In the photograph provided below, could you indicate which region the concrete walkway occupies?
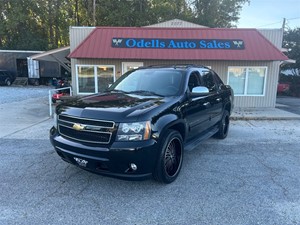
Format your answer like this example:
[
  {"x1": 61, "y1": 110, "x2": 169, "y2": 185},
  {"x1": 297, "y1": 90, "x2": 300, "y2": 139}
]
[{"x1": 231, "y1": 107, "x2": 300, "y2": 120}]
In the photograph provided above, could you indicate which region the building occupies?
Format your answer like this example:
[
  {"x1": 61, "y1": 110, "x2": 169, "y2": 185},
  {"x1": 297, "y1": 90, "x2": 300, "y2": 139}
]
[{"x1": 68, "y1": 19, "x2": 289, "y2": 108}]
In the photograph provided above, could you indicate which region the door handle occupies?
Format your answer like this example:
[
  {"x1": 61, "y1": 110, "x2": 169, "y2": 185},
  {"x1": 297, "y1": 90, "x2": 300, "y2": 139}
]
[
  {"x1": 203, "y1": 102, "x2": 210, "y2": 106},
  {"x1": 216, "y1": 98, "x2": 222, "y2": 102}
]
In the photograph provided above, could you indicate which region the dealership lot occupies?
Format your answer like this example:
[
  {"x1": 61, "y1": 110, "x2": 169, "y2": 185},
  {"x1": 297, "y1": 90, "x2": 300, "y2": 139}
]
[
  {"x1": 1, "y1": 87, "x2": 300, "y2": 225},
  {"x1": 277, "y1": 96, "x2": 300, "y2": 115}
]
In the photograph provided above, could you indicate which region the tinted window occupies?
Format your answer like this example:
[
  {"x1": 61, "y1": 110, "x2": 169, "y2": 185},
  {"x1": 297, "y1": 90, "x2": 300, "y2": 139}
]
[
  {"x1": 188, "y1": 71, "x2": 201, "y2": 92},
  {"x1": 214, "y1": 73, "x2": 224, "y2": 86},
  {"x1": 201, "y1": 70, "x2": 216, "y2": 92}
]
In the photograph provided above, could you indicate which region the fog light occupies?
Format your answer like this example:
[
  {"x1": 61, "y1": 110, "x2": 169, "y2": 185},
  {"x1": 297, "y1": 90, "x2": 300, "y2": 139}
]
[{"x1": 130, "y1": 163, "x2": 137, "y2": 171}]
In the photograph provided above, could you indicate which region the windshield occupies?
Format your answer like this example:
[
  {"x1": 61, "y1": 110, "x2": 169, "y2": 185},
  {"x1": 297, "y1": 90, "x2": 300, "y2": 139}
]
[{"x1": 108, "y1": 69, "x2": 184, "y2": 97}]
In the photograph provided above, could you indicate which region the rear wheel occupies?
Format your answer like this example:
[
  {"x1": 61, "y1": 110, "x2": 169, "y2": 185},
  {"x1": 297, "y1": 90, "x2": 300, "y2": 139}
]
[
  {"x1": 153, "y1": 130, "x2": 183, "y2": 184},
  {"x1": 215, "y1": 110, "x2": 230, "y2": 139}
]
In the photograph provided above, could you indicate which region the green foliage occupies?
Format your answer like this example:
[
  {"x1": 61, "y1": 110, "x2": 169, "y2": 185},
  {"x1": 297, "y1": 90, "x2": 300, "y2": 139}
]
[
  {"x1": 190, "y1": 0, "x2": 250, "y2": 27},
  {"x1": 282, "y1": 28, "x2": 300, "y2": 76},
  {"x1": 0, "y1": 0, "x2": 249, "y2": 50},
  {"x1": 0, "y1": 0, "x2": 48, "y2": 50}
]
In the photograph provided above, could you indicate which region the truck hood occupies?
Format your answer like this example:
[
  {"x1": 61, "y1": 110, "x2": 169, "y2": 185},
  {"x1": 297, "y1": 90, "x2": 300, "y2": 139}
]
[{"x1": 57, "y1": 92, "x2": 176, "y2": 122}]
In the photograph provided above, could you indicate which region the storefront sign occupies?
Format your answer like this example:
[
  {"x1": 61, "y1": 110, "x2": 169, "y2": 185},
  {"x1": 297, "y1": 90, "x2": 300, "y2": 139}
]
[{"x1": 112, "y1": 38, "x2": 245, "y2": 49}]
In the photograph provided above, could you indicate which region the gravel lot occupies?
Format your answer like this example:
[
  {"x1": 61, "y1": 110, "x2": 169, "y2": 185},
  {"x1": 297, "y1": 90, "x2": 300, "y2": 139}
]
[
  {"x1": 1, "y1": 87, "x2": 300, "y2": 225},
  {"x1": 0, "y1": 86, "x2": 52, "y2": 104}
]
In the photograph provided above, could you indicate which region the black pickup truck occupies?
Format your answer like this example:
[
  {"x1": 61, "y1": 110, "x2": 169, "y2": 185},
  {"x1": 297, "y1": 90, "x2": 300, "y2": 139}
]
[{"x1": 50, "y1": 65, "x2": 233, "y2": 183}]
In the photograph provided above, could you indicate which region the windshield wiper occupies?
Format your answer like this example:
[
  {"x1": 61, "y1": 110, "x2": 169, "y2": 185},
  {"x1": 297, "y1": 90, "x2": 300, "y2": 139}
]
[{"x1": 128, "y1": 90, "x2": 164, "y2": 97}]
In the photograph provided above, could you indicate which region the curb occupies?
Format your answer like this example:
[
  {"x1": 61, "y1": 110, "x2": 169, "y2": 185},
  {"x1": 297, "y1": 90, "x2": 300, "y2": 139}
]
[{"x1": 230, "y1": 116, "x2": 300, "y2": 121}]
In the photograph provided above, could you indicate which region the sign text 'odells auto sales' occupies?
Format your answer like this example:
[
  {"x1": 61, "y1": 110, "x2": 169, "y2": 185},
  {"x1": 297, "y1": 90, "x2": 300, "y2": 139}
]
[{"x1": 111, "y1": 38, "x2": 245, "y2": 50}]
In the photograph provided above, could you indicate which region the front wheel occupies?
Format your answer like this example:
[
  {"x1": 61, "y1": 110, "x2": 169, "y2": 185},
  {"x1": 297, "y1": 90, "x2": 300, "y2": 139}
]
[
  {"x1": 215, "y1": 110, "x2": 230, "y2": 139},
  {"x1": 6, "y1": 79, "x2": 11, "y2": 86},
  {"x1": 153, "y1": 130, "x2": 183, "y2": 184}
]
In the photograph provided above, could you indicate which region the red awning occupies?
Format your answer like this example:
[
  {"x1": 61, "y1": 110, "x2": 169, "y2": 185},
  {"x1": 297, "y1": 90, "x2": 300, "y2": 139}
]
[{"x1": 69, "y1": 27, "x2": 288, "y2": 61}]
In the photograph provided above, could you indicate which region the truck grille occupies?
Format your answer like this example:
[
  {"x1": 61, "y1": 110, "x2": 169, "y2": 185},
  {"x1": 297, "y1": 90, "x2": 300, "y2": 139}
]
[{"x1": 57, "y1": 115, "x2": 115, "y2": 144}]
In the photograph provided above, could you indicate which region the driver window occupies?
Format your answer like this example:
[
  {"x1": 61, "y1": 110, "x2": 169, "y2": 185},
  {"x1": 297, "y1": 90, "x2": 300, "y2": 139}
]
[{"x1": 188, "y1": 72, "x2": 200, "y2": 92}]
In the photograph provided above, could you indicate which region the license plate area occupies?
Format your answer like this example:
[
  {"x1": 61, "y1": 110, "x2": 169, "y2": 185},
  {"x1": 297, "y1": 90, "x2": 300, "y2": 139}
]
[{"x1": 73, "y1": 157, "x2": 88, "y2": 167}]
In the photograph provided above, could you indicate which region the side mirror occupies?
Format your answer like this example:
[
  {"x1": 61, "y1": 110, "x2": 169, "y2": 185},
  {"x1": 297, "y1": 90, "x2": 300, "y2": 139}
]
[{"x1": 190, "y1": 86, "x2": 209, "y2": 97}]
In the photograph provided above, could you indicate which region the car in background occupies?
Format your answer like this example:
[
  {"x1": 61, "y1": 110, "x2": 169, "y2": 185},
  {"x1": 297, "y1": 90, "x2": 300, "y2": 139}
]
[
  {"x1": 51, "y1": 79, "x2": 71, "y2": 103},
  {"x1": 0, "y1": 70, "x2": 16, "y2": 86}
]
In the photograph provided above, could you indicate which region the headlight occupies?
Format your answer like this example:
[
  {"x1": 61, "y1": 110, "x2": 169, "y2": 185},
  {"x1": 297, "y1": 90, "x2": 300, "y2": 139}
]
[
  {"x1": 53, "y1": 113, "x2": 58, "y2": 129},
  {"x1": 117, "y1": 121, "x2": 151, "y2": 141}
]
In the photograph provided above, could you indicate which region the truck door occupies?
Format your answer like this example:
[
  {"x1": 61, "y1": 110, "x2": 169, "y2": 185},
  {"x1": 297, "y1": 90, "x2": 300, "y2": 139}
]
[
  {"x1": 201, "y1": 70, "x2": 223, "y2": 127},
  {"x1": 184, "y1": 71, "x2": 211, "y2": 141}
]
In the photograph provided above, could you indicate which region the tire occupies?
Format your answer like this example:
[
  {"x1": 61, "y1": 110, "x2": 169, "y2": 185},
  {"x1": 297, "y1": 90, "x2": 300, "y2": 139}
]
[
  {"x1": 215, "y1": 110, "x2": 230, "y2": 139},
  {"x1": 6, "y1": 79, "x2": 11, "y2": 86},
  {"x1": 153, "y1": 129, "x2": 183, "y2": 184}
]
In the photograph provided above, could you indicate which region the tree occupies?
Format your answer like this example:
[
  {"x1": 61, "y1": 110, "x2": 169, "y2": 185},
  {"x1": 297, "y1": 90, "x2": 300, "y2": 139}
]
[
  {"x1": 282, "y1": 28, "x2": 300, "y2": 76},
  {"x1": 149, "y1": 0, "x2": 194, "y2": 23},
  {"x1": 189, "y1": 0, "x2": 250, "y2": 27},
  {"x1": 0, "y1": 0, "x2": 251, "y2": 50},
  {"x1": 0, "y1": 0, "x2": 48, "y2": 50}
]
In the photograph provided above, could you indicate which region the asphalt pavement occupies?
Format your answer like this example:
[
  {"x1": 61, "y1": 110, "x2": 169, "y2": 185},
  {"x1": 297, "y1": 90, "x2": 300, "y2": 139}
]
[
  {"x1": 276, "y1": 95, "x2": 300, "y2": 115},
  {"x1": 1, "y1": 87, "x2": 300, "y2": 225}
]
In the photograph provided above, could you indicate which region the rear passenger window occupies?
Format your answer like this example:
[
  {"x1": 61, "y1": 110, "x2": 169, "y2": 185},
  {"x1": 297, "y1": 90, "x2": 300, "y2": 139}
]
[{"x1": 202, "y1": 70, "x2": 217, "y2": 92}]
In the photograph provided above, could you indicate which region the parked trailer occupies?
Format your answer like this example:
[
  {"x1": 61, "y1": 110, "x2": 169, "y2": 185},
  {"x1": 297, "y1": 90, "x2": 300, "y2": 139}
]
[
  {"x1": 0, "y1": 50, "x2": 70, "y2": 85},
  {"x1": 0, "y1": 50, "x2": 42, "y2": 79}
]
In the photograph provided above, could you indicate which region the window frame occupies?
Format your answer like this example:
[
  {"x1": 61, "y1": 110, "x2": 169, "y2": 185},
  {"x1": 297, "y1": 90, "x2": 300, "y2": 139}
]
[
  {"x1": 76, "y1": 64, "x2": 116, "y2": 95},
  {"x1": 227, "y1": 66, "x2": 267, "y2": 96}
]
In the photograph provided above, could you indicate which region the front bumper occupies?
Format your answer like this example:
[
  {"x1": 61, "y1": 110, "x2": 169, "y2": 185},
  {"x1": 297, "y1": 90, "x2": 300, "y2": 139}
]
[{"x1": 50, "y1": 127, "x2": 159, "y2": 180}]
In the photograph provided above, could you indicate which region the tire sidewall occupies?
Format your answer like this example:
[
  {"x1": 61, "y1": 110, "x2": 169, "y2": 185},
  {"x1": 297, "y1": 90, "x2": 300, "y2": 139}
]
[{"x1": 219, "y1": 110, "x2": 230, "y2": 139}]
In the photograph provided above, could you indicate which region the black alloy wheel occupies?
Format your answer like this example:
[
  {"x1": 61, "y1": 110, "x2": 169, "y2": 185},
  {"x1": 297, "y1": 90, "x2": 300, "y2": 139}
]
[
  {"x1": 215, "y1": 110, "x2": 230, "y2": 139},
  {"x1": 154, "y1": 129, "x2": 183, "y2": 184}
]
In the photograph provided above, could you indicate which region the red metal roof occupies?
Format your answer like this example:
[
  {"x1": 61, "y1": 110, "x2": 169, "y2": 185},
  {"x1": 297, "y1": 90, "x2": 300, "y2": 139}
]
[{"x1": 69, "y1": 27, "x2": 288, "y2": 61}]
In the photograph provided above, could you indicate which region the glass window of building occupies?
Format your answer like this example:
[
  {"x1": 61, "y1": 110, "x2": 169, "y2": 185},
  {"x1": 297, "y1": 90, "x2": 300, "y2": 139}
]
[{"x1": 228, "y1": 67, "x2": 267, "y2": 96}]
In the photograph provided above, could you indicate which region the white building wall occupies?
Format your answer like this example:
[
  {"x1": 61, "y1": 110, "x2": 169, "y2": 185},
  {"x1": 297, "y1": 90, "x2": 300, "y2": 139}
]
[
  {"x1": 258, "y1": 29, "x2": 283, "y2": 49},
  {"x1": 72, "y1": 58, "x2": 278, "y2": 107}
]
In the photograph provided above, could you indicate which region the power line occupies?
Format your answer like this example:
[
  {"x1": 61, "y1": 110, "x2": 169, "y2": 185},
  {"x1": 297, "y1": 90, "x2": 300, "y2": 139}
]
[
  {"x1": 257, "y1": 17, "x2": 300, "y2": 28},
  {"x1": 287, "y1": 17, "x2": 300, "y2": 21},
  {"x1": 257, "y1": 21, "x2": 282, "y2": 28}
]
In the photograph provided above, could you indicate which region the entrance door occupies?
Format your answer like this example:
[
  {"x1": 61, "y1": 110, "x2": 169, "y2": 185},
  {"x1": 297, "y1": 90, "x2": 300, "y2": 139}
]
[{"x1": 122, "y1": 62, "x2": 143, "y2": 74}]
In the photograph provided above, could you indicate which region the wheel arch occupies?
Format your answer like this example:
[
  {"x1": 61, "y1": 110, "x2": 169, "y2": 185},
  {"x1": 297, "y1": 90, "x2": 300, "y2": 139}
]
[{"x1": 152, "y1": 114, "x2": 187, "y2": 142}]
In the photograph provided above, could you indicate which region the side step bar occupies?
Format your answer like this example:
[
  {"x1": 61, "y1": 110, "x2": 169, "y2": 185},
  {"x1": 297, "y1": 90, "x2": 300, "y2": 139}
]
[{"x1": 184, "y1": 126, "x2": 219, "y2": 151}]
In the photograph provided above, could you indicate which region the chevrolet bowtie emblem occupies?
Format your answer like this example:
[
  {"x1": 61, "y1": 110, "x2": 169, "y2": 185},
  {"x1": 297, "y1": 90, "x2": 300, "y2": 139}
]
[{"x1": 73, "y1": 123, "x2": 85, "y2": 131}]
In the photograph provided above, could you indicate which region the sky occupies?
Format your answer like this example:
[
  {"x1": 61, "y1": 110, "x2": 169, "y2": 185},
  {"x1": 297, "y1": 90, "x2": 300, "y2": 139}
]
[{"x1": 237, "y1": 0, "x2": 300, "y2": 29}]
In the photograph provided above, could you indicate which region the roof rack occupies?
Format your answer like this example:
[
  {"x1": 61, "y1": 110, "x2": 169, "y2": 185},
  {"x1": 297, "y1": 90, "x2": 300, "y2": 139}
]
[{"x1": 140, "y1": 64, "x2": 208, "y2": 69}]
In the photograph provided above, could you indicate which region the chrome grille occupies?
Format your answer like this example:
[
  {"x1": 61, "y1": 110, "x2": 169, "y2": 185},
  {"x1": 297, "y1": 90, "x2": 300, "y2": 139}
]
[{"x1": 58, "y1": 115, "x2": 115, "y2": 144}]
